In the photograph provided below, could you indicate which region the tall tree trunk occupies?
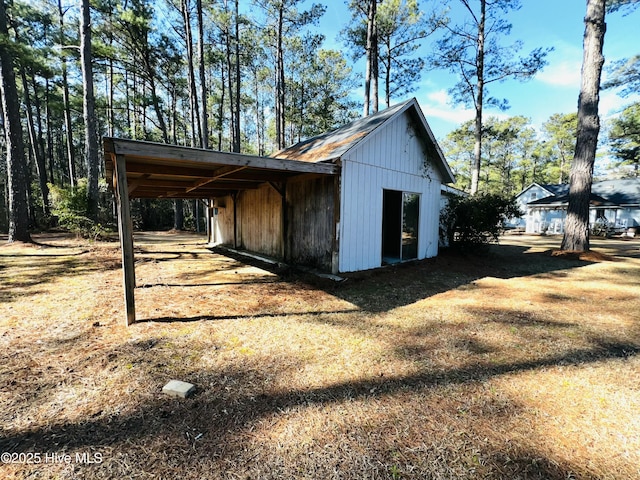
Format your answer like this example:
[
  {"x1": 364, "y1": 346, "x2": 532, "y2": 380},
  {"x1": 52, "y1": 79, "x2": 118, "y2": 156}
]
[
  {"x1": 470, "y1": 0, "x2": 486, "y2": 196},
  {"x1": 147, "y1": 71, "x2": 169, "y2": 143},
  {"x1": 171, "y1": 85, "x2": 178, "y2": 144},
  {"x1": 218, "y1": 63, "x2": 224, "y2": 150},
  {"x1": 275, "y1": 3, "x2": 285, "y2": 149},
  {"x1": 222, "y1": 2, "x2": 237, "y2": 151},
  {"x1": 233, "y1": 0, "x2": 241, "y2": 152},
  {"x1": 363, "y1": 0, "x2": 375, "y2": 116},
  {"x1": 80, "y1": 0, "x2": 100, "y2": 219},
  {"x1": 107, "y1": 40, "x2": 114, "y2": 136},
  {"x1": 197, "y1": 0, "x2": 208, "y2": 149},
  {"x1": 173, "y1": 200, "x2": 184, "y2": 230},
  {"x1": 182, "y1": 0, "x2": 200, "y2": 148},
  {"x1": 0, "y1": 0, "x2": 30, "y2": 242},
  {"x1": 18, "y1": 66, "x2": 49, "y2": 217},
  {"x1": 384, "y1": 38, "x2": 391, "y2": 108},
  {"x1": 561, "y1": 0, "x2": 606, "y2": 252},
  {"x1": 58, "y1": 0, "x2": 76, "y2": 187},
  {"x1": 43, "y1": 21, "x2": 55, "y2": 186},
  {"x1": 45, "y1": 75, "x2": 54, "y2": 185},
  {"x1": 371, "y1": 0, "x2": 378, "y2": 114},
  {"x1": 30, "y1": 75, "x2": 50, "y2": 217}
]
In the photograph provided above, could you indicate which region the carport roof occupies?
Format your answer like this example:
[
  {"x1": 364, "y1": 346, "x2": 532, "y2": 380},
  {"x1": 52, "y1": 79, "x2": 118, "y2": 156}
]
[{"x1": 104, "y1": 137, "x2": 339, "y2": 199}]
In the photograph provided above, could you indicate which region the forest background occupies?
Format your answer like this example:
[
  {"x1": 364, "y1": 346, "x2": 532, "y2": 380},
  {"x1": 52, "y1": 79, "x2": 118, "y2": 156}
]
[{"x1": 0, "y1": 0, "x2": 638, "y2": 234}]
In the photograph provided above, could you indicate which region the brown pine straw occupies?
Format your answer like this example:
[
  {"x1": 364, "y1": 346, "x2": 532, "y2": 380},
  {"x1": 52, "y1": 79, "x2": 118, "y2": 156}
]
[{"x1": 0, "y1": 231, "x2": 638, "y2": 479}]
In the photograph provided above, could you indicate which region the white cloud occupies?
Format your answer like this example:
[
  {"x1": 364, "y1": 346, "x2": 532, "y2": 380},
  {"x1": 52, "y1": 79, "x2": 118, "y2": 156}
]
[
  {"x1": 419, "y1": 90, "x2": 476, "y2": 125},
  {"x1": 536, "y1": 60, "x2": 582, "y2": 87},
  {"x1": 425, "y1": 89, "x2": 450, "y2": 105},
  {"x1": 599, "y1": 90, "x2": 640, "y2": 119}
]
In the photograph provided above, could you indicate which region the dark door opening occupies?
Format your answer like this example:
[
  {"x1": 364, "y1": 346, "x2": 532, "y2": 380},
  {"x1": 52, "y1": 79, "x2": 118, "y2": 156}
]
[
  {"x1": 382, "y1": 189, "x2": 420, "y2": 264},
  {"x1": 382, "y1": 190, "x2": 402, "y2": 262}
]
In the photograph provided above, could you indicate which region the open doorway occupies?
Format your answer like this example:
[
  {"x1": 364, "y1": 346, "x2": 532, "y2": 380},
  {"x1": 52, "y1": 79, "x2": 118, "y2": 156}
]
[{"x1": 382, "y1": 189, "x2": 420, "y2": 264}]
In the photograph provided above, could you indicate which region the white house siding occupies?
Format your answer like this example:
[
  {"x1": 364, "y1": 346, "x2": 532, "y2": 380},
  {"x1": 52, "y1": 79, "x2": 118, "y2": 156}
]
[
  {"x1": 338, "y1": 113, "x2": 442, "y2": 272},
  {"x1": 515, "y1": 184, "x2": 554, "y2": 232},
  {"x1": 617, "y1": 207, "x2": 640, "y2": 227}
]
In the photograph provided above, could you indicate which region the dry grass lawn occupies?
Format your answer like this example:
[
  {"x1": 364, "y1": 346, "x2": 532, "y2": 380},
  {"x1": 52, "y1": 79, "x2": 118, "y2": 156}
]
[{"x1": 0, "y1": 231, "x2": 638, "y2": 479}]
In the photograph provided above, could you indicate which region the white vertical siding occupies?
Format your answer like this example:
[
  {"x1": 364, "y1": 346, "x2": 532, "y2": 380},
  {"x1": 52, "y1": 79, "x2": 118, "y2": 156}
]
[{"x1": 338, "y1": 112, "x2": 443, "y2": 272}]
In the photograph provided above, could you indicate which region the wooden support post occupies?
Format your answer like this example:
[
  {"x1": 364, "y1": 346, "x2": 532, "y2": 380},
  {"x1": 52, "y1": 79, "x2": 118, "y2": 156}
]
[
  {"x1": 268, "y1": 181, "x2": 288, "y2": 261},
  {"x1": 114, "y1": 153, "x2": 136, "y2": 326},
  {"x1": 206, "y1": 199, "x2": 213, "y2": 244},
  {"x1": 331, "y1": 170, "x2": 341, "y2": 274},
  {"x1": 281, "y1": 182, "x2": 288, "y2": 262},
  {"x1": 232, "y1": 192, "x2": 238, "y2": 249}
]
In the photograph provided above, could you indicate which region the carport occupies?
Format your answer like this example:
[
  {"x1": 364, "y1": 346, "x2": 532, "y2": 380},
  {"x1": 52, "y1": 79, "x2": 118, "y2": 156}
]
[{"x1": 104, "y1": 137, "x2": 339, "y2": 326}]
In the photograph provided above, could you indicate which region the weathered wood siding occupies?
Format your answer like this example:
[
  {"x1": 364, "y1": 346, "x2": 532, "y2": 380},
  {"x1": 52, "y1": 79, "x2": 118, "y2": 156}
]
[
  {"x1": 213, "y1": 184, "x2": 282, "y2": 258},
  {"x1": 287, "y1": 175, "x2": 335, "y2": 270},
  {"x1": 213, "y1": 177, "x2": 334, "y2": 269},
  {"x1": 237, "y1": 185, "x2": 282, "y2": 257},
  {"x1": 339, "y1": 112, "x2": 443, "y2": 272}
]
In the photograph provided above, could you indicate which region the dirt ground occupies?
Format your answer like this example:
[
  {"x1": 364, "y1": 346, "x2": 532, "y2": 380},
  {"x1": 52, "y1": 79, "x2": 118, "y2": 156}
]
[{"x1": 0, "y1": 231, "x2": 638, "y2": 479}]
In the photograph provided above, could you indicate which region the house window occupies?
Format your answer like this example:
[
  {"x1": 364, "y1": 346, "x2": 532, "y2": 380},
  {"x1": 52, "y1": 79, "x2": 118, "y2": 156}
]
[{"x1": 382, "y1": 190, "x2": 420, "y2": 263}]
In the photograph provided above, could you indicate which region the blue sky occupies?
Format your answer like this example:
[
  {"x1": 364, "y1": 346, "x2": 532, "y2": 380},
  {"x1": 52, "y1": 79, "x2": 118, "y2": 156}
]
[{"x1": 313, "y1": 0, "x2": 640, "y2": 140}]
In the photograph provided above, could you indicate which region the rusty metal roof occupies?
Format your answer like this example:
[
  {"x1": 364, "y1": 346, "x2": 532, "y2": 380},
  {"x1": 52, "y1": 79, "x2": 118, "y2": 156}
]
[
  {"x1": 272, "y1": 100, "x2": 411, "y2": 163},
  {"x1": 272, "y1": 98, "x2": 455, "y2": 184}
]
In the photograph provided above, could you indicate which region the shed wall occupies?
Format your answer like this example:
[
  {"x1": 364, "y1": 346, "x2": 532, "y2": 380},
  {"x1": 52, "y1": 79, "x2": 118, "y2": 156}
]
[
  {"x1": 339, "y1": 112, "x2": 442, "y2": 272},
  {"x1": 287, "y1": 175, "x2": 336, "y2": 270},
  {"x1": 213, "y1": 176, "x2": 335, "y2": 269},
  {"x1": 214, "y1": 184, "x2": 282, "y2": 258}
]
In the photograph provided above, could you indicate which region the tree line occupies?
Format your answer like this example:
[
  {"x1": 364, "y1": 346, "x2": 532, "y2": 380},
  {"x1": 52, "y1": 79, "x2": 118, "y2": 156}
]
[
  {"x1": 0, "y1": 0, "x2": 372, "y2": 238},
  {"x1": 1, "y1": 0, "x2": 638, "y2": 252}
]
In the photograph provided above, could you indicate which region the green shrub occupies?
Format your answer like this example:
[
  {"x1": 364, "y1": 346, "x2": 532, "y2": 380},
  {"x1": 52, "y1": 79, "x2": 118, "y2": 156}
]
[
  {"x1": 441, "y1": 193, "x2": 522, "y2": 250},
  {"x1": 48, "y1": 180, "x2": 110, "y2": 239}
]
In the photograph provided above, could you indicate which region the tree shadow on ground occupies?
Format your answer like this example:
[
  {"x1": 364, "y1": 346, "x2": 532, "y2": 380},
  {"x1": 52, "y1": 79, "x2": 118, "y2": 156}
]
[
  {"x1": 0, "y1": 254, "x2": 121, "y2": 303},
  {"x1": 0, "y1": 338, "x2": 636, "y2": 479},
  {"x1": 136, "y1": 243, "x2": 600, "y2": 323},
  {"x1": 291, "y1": 244, "x2": 596, "y2": 314}
]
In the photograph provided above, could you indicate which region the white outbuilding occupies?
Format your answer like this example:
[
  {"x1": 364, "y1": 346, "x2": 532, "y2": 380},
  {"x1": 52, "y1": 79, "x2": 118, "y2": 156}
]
[
  {"x1": 211, "y1": 97, "x2": 455, "y2": 273},
  {"x1": 105, "y1": 98, "x2": 454, "y2": 324}
]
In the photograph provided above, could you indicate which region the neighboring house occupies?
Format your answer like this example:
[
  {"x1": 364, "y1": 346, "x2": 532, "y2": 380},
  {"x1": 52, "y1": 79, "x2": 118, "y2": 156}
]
[
  {"x1": 513, "y1": 179, "x2": 640, "y2": 234},
  {"x1": 211, "y1": 98, "x2": 455, "y2": 272}
]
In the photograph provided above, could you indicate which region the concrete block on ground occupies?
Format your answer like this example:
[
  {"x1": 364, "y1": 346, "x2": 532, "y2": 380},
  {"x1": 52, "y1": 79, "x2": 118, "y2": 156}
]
[{"x1": 162, "y1": 380, "x2": 196, "y2": 398}]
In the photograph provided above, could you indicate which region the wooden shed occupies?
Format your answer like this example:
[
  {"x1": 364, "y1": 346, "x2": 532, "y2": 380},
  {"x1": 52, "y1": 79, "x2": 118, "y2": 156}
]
[
  {"x1": 210, "y1": 97, "x2": 454, "y2": 272},
  {"x1": 104, "y1": 98, "x2": 453, "y2": 324}
]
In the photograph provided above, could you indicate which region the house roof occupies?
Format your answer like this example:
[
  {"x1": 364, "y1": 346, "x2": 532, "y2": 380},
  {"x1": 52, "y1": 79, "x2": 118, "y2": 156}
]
[
  {"x1": 528, "y1": 191, "x2": 615, "y2": 207},
  {"x1": 524, "y1": 179, "x2": 640, "y2": 208},
  {"x1": 592, "y1": 179, "x2": 640, "y2": 205},
  {"x1": 516, "y1": 182, "x2": 568, "y2": 200},
  {"x1": 272, "y1": 98, "x2": 455, "y2": 184},
  {"x1": 538, "y1": 184, "x2": 570, "y2": 197}
]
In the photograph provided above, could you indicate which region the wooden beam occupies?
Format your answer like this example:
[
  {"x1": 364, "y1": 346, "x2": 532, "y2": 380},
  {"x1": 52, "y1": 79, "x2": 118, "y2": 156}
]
[
  {"x1": 128, "y1": 178, "x2": 260, "y2": 191},
  {"x1": 185, "y1": 166, "x2": 248, "y2": 193},
  {"x1": 114, "y1": 153, "x2": 136, "y2": 326},
  {"x1": 268, "y1": 181, "x2": 286, "y2": 197},
  {"x1": 105, "y1": 137, "x2": 340, "y2": 175},
  {"x1": 124, "y1": 161, "x2": 221, "y2": 178},
  {"x1": 232, "y1": 191, "x2": 238, "y2": 249},
  {"x1": 127, "y1": 173, "x2": 150, "y2": 195}
]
